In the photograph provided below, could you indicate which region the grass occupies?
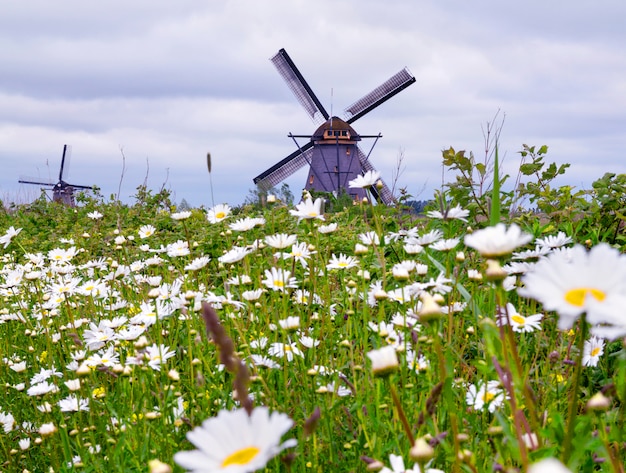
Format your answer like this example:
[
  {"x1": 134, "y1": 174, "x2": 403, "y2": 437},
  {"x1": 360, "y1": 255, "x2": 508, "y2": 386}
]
[{"x1": 0, "y1": 185, "x2": 624, "y2": 473}]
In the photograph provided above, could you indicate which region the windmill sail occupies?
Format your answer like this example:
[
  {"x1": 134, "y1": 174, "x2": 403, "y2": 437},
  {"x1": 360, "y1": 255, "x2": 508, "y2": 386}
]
[
  {"x1": 271, "y1": 49, "x2": 329, "y2": 124},
  {"x1": 254, "y1": 141, "x2": 315, "y2": 190},
  {"x1": 344, "y1": 68, "x2": 415, "y2": 124}
]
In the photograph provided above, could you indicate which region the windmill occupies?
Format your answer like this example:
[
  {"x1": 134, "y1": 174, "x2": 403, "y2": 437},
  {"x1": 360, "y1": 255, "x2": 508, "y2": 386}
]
[
  {"x1": 19, "y1": 145, "x2": 94, "y2": 206},
  {"x1": 253, "y1": 48, "x2": 416, "y2": 204}
]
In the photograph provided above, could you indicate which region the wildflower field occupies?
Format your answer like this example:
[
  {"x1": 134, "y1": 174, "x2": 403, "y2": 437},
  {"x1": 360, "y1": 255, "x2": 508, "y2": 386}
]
[{"x1": 1, "y1": 145, "x2": 626, "y2": 472}]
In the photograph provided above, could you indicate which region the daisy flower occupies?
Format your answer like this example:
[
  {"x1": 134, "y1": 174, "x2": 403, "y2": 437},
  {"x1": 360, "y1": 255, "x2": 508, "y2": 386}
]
[
  {"x1": 407, "y1": 229, "x2": 443, "y2": 247},
  {"x1": 404, "y1": 243, "x2": 424, "y2": 254},
  {"x1": 326, "y1": 253, "x2": 358, "y2": 270},
  {"x1": 466, "y1": 380, "x2": 506, "y2": 413},
  {"x1": 582, "y1": 336, "x2": 605, "y2": 367},
  {"x1": 277, "y1": 242, "x2": 314, "y2": 268},
  {"x1": 171, "y1": 211, "x2": 192, "y2": 221},
  {"x1": 359, "y1": 231, "x2": 381, "y2": 246},
  {"x1": 0, "y1": 226, "x2": 22, "y2": 248},
  {"x1": 536, "y1": 231, "x2": 573, "y2": 249},
  {"x1": 167, "y1": 240, "x2": 190, "y2": 257},
  {"x1": 248, "y1": 355, "x2": 280, "y2": 369},
  {"x1": 87, "y1": 211, "x2": 103, "y2": 219},
  {"x1": 519, "y1": 243, "x2": 626, "y2": 330},
  {"x1": 0, "y1": 412, "x2": 15, "y2": 433},
  {"x1": 206, "y1": 204, "x2": 231, "y2": 224},
  {"x1": 278, "y1": 316, "x2": 300, "y2": 331},
  {"x1": 58, "y1": 395, "x2": 90, "y2": 412},
  {"x1": 289, "y1": 197, "x2": 325, "y2": 221},
  {"x1": 496, "y1": 303, "x2": 543, "y2": 333},
  {"x1": 229, "y1": 217, "x2": 266, "y2": 232},
  {"x1": 366, "y1": 345, "x2": 399, "y2": 376},
  {"x1": 348, "y1": 170, "x2": 380, "y2": 189},
  {"x1": 430, "y1": 238, "x2": 460, "y2": 252},
  {"x1": 268, "y1": 342, "x2": 304, "y2": 362},
  {"x1": 426, "y1": 204, "x2": 469, "y2": 222},
  {"x1": 219, "y1": 246, "x2": 253, "y2": 264},
  {"x1": 528, "y1": 458, "x2": 572, "y2": 473},
  {"x1": 318, "y1": 223, "x2": 337, "y2": 234},
  {"x1": 138, "y1": 225, "x2": 156, "y2": 239},
  {"x1": 174, "y1": 407, "x2": 296, "y2": 473},
  {"x1": 464, "y1": 223, "x2": 533, "y2": 258},
  {"x1": 265, "y1": 233, "x2": 297, "y2": 249},
  {"x1": 144, "y1": 344, "x2": 176, "y2": 371},
  {"x1": 261, "y1": 268, "x2": 298, "y2": 292},
  {"x1": 185, "y1": 256, "x2": 211, "y2": 271},
  {"x1": 379, "y1": 453, "x2": 444, "y2": 473}
]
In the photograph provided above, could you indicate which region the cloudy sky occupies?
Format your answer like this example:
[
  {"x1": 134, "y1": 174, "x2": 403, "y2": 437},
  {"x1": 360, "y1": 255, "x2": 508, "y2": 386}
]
[{"x1": 1, "y1": 1, "x2": 625, "y2": 208}]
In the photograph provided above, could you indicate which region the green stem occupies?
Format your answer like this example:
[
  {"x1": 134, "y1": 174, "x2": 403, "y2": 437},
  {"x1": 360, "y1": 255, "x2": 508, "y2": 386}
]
[
  {"x1": 389, "y1": 381, "x2": 415, "y2": 446},
  {"x1": 562, "y1": 314, "x2": 588, "y2": 463}
]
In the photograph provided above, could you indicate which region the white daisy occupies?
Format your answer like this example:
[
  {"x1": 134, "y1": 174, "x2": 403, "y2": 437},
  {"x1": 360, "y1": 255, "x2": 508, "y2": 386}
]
[
  {"x1": 289, "y1": 197, "x2": 325, "y2": 221},
  {"x1": 464, "y1": 223, "x2": 533, "y2": 258},
  {"x1": 495, "y1": 303, "x2": 543, "y2": 333},
  {"x1": 466, "y1": 380, "x2": 506, "y2": 413},
  {"x1": 519, "y1": 243, "x2": 626, "y2": 331},
  {"x1": 326, "y1": 253, "x2": 358, "y2": 270},
  {"x1": 426, "y1": 204, "x2": 469, "y2": 222},
  {"x1": 348, "y1": 170, "x2": 380, "y2": 189},
  {"x1": 261, "y1": 268, "x2": 298, "y2": 292},
  {"x1": 206, "y1": 204, "x2": 232, "y2": 224},
  {"x1": 174, "y1": 407, "x2": 296, "y2": 473},
  {"x1": 582, "y1": 336, "x2": 605, "y2": 367}
]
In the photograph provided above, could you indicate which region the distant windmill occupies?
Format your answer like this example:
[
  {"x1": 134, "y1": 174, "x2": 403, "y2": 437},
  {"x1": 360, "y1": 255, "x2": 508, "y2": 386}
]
[
  {"x1": 19, "y1": 145, "x2": 94, "y2": 206},
  {"x1": 253, "y1": 48, "x2": 416, "y2": 204}
]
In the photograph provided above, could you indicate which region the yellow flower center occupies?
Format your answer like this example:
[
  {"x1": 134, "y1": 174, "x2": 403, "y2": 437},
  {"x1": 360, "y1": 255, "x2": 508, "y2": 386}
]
[
  {"x1": 511, "y1": 315, "x2": 526, "y2": 325},
  {"x1": 564, "y1": 287, "x2": 606, "y2": 307},
  {"x1": 591, "y1": 347, "x2": 601, "y2": 357},
  {"x1": 482, "y1": 392, "x2": 496, "y2": 403},
  {"x1": 274, "y1": 280, "x2": 285, "y2": 288},
  {"x1": 338, "y1": 262, "x2": 348, "y2": 267},
  {"x1": 308, "y1": 212, "x2": 318, "y2": 217},
  {"x1": 221, "y1": 446, "x2": 260, "y2": 467},
  {"x1": 215, "y1": 212, "x2": 226, "y2": 219}
]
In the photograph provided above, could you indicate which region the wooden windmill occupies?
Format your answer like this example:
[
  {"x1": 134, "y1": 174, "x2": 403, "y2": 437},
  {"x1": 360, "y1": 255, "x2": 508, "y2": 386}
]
[
  {"x1": 253, "y1": 48, "x2": 415, "y2": 203},
  {"x1": 19, "y1": 145, "x2": 94, "y2": 206}
]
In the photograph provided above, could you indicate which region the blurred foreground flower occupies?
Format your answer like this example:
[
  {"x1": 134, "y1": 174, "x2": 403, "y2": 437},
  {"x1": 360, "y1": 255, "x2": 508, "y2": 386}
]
[
  {"x1": 528, "y1": 458, "x2": 572, "y2": 473},
  {"x1": 519, "y1": 243, "x2": 626, "y2": 334},
  {"x1": 174, "y1": 406, "x2": 296, "y2": 473},
  {"x1": 464, "y1": 223, "x2": 532, "y2": 258},
  {"x1": 367, "y1": 345, "x2": 399, "y2": 377}
]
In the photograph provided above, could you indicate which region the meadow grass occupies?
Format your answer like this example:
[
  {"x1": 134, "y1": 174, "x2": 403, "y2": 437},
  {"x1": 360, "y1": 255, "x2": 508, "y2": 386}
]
[{"x1": 0, "y1": 180, "x2": 625, "y2": 473}]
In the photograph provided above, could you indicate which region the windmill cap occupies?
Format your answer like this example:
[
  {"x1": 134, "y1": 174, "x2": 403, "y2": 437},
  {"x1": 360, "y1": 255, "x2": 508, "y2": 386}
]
[{"x1": 313, "y1": 117, "x2": 360, "y2": 141}]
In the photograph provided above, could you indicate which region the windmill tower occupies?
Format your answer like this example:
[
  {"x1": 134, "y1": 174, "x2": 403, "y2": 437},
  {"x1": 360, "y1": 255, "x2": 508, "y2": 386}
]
[
  {"x1": 19, "y1": 145, "x2": 94, "y2": 206},
  {"x1": 254, "y1": 48, "x2": 415, "y2": 204}
]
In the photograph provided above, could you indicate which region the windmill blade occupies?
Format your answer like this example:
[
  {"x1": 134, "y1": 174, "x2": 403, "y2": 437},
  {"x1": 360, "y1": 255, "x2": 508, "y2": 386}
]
[
  {"x1": 67, "y1": 183, "x2": 94, "y2": 190},
  {"x1": 344, "y1": 68, "x2": 416, "y2": 124},
  {"x1": 271, "y1": 49, "x2": 329, "y2": 124},
  {"x1": 254, "y1": 141, "x2": 315, "y2": 190},
  {"x1": 356, "y1": 147, "x2": 395, "y2": 204},
  {"x1": 59, "y1": 144, "x2": 72, "y2": 181},
  {"x1": 19, "y1": 176, "x2": 55, "y2": 187}
]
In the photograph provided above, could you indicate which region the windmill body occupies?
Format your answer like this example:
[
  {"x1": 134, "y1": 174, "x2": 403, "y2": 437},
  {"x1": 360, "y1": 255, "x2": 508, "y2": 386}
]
[
  {"x1": 254, "y1": 48, "x2": 415, "y2": 204},
  {"x1": 18, "y1": 145, "x2": 93, "y2": 206}
]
